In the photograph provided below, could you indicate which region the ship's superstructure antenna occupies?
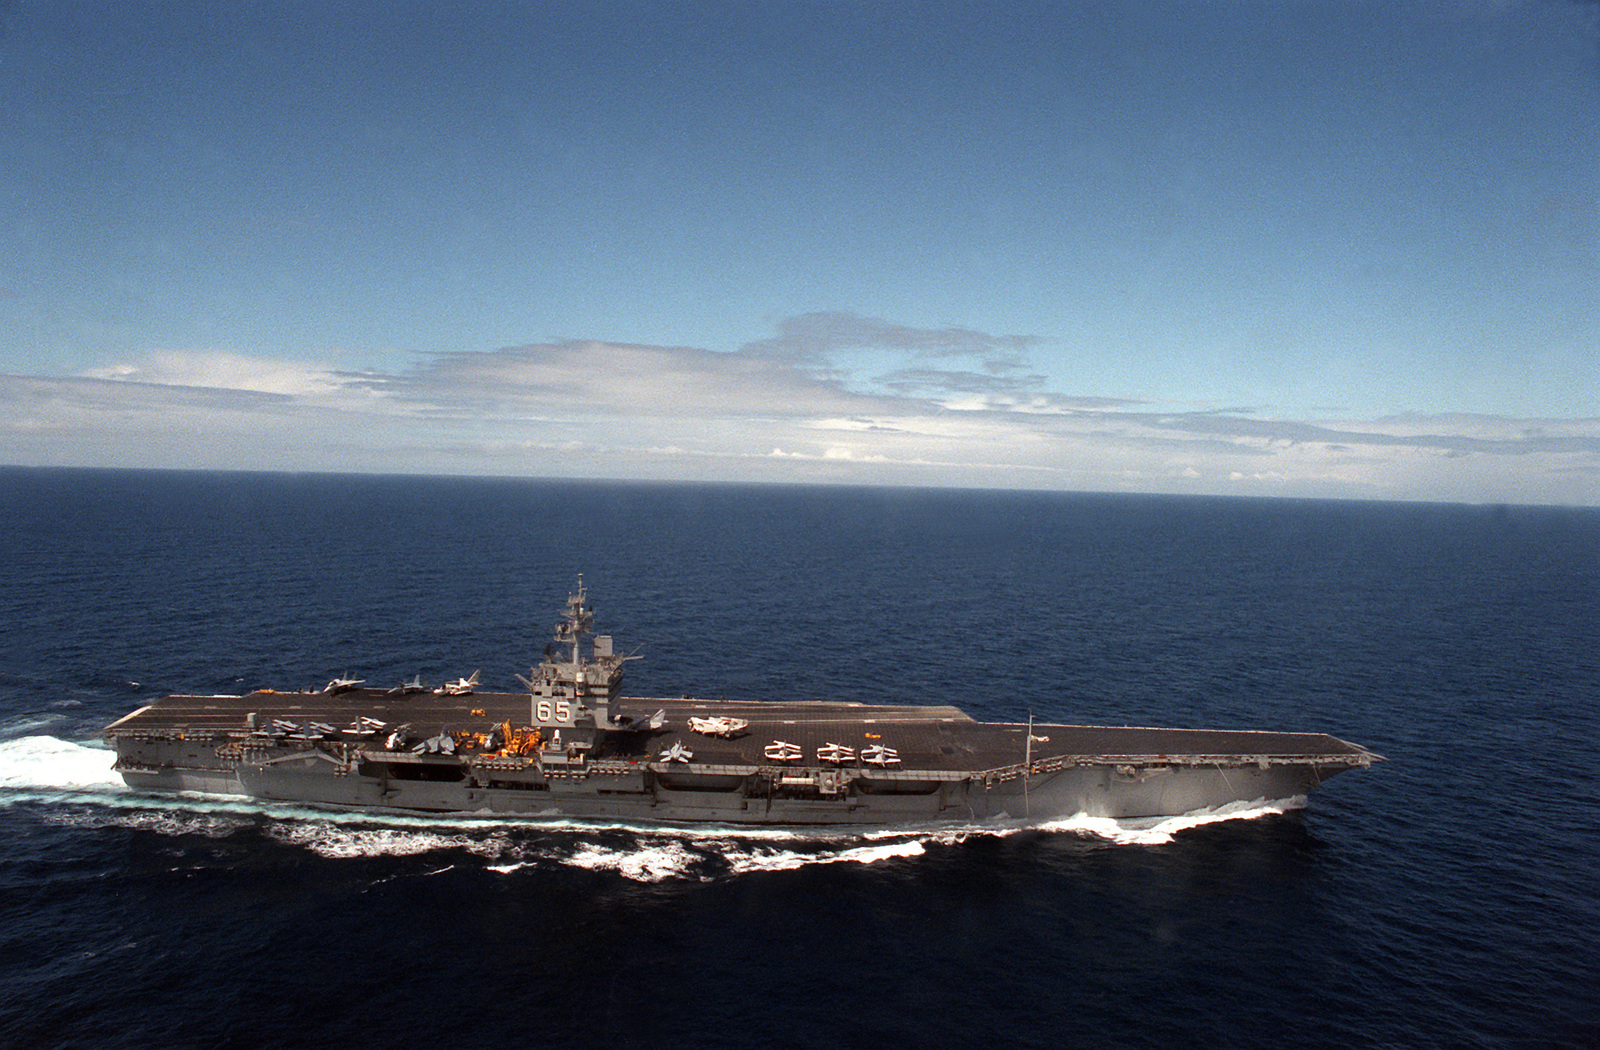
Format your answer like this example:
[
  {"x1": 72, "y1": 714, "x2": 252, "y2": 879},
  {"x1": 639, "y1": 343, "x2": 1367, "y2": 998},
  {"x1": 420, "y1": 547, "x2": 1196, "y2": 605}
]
[
  {"x1": 561, "y1": 573, "x2": 593, "y2": 668},
  {"x1": 513, "y1": 575, "x2": 635, "y2": 755}
]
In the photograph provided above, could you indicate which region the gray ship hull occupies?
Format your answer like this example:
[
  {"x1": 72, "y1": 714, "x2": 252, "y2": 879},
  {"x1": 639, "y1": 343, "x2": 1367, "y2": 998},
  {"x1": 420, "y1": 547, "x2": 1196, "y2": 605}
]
[
  {"x1": 106, "y1": 691, "x2": 1376, "y2": 827},
  {"x1": 114, "y1": 758, "x2": 1338, "y2": 825}
]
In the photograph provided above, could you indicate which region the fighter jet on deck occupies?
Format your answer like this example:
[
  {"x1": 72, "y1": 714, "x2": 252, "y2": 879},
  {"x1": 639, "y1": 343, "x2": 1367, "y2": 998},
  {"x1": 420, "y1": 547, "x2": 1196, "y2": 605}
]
[
  {"x1": 434, "y1": 671, "x2": 479, "y2": 696},
  {"x1": 658, "y1": 740, "x2": 694, "y2": 763},
  {"x1": 321, "y1": 675, "x2": 365, "y2": 694}
]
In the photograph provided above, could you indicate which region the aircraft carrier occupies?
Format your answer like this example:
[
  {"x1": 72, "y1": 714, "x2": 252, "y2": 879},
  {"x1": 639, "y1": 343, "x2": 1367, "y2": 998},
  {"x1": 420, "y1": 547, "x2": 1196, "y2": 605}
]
[{"x1": 104, "y1": 580, "x2": 1381, "y2": 826}]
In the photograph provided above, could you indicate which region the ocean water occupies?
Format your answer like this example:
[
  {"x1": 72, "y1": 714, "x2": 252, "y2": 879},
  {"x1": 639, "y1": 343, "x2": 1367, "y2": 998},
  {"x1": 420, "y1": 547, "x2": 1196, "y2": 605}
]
[{"x1": 0, "y1": 468, "x2": 1595, "y2": 1050}]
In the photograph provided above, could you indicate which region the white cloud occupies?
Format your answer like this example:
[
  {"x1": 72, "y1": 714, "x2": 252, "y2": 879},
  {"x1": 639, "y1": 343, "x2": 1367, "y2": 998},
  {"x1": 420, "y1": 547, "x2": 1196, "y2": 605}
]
[
  {"x1": 81, "y1": 351, "x2": 349, "y2": 399},
  {"x1": 406, "y1": 340, "x2": 891, "y2": 420},
  {"x1": 3, "y1": 318, "x2": 1597, "y2": 505}
]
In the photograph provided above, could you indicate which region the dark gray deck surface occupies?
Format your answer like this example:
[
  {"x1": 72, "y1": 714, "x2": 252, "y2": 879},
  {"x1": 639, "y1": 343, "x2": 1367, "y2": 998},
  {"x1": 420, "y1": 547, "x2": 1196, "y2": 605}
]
[{"x1": 107, "y1": 690, "x2": 1376, "y2": 770}]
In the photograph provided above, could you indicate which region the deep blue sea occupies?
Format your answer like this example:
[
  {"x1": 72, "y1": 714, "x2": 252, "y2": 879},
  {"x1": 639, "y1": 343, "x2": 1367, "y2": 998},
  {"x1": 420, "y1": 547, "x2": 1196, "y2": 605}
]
[{"x1": 1, "y1": 468, "x2": 1596, "y2": 1050}]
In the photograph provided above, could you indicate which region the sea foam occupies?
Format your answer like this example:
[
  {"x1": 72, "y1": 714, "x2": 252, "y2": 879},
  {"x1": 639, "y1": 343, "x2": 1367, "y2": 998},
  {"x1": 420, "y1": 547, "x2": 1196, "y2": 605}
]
[{"x1": 0, "y1": 735, "x2": 124, "y2": 793}]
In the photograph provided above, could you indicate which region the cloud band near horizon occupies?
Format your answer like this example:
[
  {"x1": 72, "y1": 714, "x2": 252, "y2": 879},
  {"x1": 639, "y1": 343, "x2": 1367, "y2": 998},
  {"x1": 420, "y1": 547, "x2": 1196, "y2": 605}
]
[{"x1": 3, "y1": 313, "x2": 1595, "y2": 506}]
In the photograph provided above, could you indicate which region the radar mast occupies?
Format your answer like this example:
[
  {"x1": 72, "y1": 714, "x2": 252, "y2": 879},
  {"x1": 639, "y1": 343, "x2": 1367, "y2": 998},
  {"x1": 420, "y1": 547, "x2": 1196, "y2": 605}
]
[{"x1": 513, "y1": 575, "x2": 632, "y2": 749}]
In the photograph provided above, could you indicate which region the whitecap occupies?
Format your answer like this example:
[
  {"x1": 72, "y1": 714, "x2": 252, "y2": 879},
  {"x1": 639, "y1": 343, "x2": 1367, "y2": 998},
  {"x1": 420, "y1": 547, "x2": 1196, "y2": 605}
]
[
  {"x1": 43, "y1": 807, "x2": 252, "y2": 838},
  {"x1": 563, "y1": 840, "x2": 700, "y2": 883},
  {"x1": 265, "y1": 821, "x2": 512, "y2": 860},
  {"x1": 719, "y1": 837, "x2": 930, "y2": 875}
]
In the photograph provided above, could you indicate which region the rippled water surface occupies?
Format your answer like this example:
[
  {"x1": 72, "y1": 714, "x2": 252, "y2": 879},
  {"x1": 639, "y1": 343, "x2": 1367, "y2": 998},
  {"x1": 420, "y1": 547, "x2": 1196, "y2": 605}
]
[{"x1": 1, "y1": 469, "x2": 1595, "y2": 1049}]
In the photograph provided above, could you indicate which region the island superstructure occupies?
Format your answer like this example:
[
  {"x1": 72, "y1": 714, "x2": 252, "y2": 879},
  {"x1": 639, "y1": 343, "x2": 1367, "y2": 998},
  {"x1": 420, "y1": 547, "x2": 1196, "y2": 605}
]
[{"x1": 104, "y1": 579, "x2": 1380, "y2": 826}]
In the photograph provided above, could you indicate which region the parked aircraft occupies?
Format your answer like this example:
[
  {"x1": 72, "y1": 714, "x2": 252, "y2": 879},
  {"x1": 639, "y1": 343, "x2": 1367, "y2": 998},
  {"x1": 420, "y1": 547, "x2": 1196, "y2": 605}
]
[
  {"x1": 689, "y1": 716, "x2": 748, "y2": 737},
  {"x1": 322, "y1": 675, "x2": 364, "y2": 694},
  {"x1": 861, "y1": 744, "x2": 901, "y2": 766},
  {"x1": 434, "y1": 671, "x2": 480, "y2": 696},
  {"x1": 817, "y1": 743, "x2": 855, "y2": 764},
  {"x1": 658, "y1": 740, "x2": 694, "y2": 763},
  {"x1": 764, "y1": 740, "x2": 802, "y2": 762}
]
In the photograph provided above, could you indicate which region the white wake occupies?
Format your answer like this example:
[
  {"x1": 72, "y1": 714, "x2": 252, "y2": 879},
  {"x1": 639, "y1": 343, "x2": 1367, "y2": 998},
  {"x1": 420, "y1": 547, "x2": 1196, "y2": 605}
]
[{"x1": 0, "y1": 735, "x2": 124, "y2": 793}]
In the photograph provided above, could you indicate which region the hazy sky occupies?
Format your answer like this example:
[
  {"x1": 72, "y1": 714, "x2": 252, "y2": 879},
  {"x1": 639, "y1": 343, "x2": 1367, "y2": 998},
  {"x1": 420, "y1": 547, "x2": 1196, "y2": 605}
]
[{"x1": 2, "y1": 0, "x2": 1596, "y2": 504}]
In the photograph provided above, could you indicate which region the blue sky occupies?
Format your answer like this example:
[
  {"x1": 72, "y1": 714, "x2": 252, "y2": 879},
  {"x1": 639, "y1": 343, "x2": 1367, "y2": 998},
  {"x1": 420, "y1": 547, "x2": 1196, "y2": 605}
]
[{"x1": 2, "y1": 0, "x2": 1596, "y2": 504}]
